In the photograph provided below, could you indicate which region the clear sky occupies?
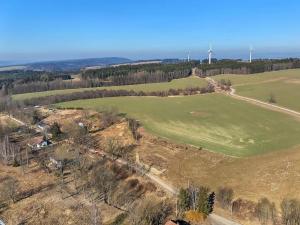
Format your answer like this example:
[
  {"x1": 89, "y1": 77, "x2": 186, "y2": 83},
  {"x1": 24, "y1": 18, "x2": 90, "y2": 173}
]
[{"x1": 0, "y1": 0, "x2": 300, "y2": 61}]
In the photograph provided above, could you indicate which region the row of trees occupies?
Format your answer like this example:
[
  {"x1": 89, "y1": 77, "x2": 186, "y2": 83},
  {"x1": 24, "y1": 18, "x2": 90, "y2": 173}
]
[
  {"x1": 13, "y1": 85, "x2": 214, "y2": 108},
  {"x1": 196, "y1": 185, "x2": 300, "y2": 225},
  {"x1": 2, "y1": 58, "x2": 300, "y2": 95},
  {"x1": 81, "y1": 62, "x2": 198, "y2": 81},
  {"x1": 9, "y1": 79, "x2": 106, "y2": 95},
  {"x1": 196, "y1": 58, "x2": 300, "y2": 77}
]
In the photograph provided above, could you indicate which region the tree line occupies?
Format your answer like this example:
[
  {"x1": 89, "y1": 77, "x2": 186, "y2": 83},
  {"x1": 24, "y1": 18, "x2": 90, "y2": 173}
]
[
  {"x1": 177, "y1": 185, "x2": 300, "y2": 225},
  {"x1": 2, "y1": 58, "x2": 300, "y2": 95},
  {"x1": 0, "y1": 84, "x2": 214, "y2": 111},
  {"x1": 196, "y1": 58, "x2": 300, "y2": 77}
]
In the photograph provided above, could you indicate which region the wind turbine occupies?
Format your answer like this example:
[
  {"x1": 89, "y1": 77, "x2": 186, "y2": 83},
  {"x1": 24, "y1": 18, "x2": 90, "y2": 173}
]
[
  {"x1": 249, "y1": 46, "x2": 253, "y2": 63},
  {"x1": 187, "y1": 51, "x2": 190, "y2": 62},
  {"x1": 208, "y1": 44, "x2": 213, "y2": 64}
]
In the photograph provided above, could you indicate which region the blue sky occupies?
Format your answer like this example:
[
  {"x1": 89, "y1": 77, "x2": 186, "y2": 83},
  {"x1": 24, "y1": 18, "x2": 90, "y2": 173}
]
[{"x1": 0, "y1": 0, "x2": 300, "y2": 61}]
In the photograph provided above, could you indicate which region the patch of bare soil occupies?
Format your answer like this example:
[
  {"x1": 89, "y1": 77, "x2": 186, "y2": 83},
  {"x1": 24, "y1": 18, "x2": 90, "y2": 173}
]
[
  {"x1": 190, "y1": 111, "x2": 210, "y2": 117},
  {"x1": 0, "y1": 115, "x2": 19, "y2": 128},
  {"x1": 43, "y1": 109, "x2": 102, "y2": 132},
  {"x1": 94, "y1": 120, "x2": 136, "y2": 147},
  {"x1": 284, "y1": 78, "x2": 300, "y2": 84}
]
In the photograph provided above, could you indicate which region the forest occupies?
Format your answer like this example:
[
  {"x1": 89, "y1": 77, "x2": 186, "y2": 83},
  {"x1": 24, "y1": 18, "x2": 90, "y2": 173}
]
[{"x1": 1, "y1": 58, "x2": 300, "y2": 95}]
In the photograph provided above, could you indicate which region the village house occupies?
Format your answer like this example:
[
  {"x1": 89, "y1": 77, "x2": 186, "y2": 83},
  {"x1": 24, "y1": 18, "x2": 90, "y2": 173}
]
[
  {"x1": 165, "y1": 220, "x2": 190, "y2": 225},
  {"x1": 27, "y1": 136, "x2": 51, "y2": 150}
]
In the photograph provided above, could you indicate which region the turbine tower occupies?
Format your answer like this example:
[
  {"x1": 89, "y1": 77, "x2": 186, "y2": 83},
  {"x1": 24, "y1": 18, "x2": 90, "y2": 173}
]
[
  {"x1": 249, "y1": 46, "x2": 253, "y2": 63},
  {"x1": 187, "y1": 51, "x2": 190, "y2": 62},
  {"x1": 208, "y1": 44, "x2": 213, "y2": 64}
]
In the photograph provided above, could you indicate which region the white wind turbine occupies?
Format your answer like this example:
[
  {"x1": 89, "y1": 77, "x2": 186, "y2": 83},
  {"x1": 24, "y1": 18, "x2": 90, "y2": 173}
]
[
  {"x1": 208, "y1": 44, "x2": 213, "y2": 64},
  {"x1": 249, "y1": 45, "x2": 253, "y2": 63},
  {"x1": 187, "y1": 51, "x2": 190, "y2": 62}
]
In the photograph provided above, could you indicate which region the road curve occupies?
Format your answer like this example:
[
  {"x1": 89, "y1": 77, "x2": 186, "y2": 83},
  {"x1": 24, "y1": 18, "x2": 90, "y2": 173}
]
[{"x1": 206, "y1": 77, "x2": 300, "y2": 119}]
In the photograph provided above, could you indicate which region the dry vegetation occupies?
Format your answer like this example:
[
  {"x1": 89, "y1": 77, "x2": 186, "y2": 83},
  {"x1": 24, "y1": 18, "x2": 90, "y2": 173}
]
[{"x1": 0, "y1": 109, "x2": 172, "y2": 225}]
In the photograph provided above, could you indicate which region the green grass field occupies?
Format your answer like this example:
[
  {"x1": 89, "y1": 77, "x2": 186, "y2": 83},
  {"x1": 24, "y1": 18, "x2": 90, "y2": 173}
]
[
  {"x1": 215, "y1": 69, "x2": 300, "y2": 111},
  {"x1": 13, "y1": 76, "x2": 208, "y2": 101},
  {"x1": 56, "y1": 94, "x2": 300, "y2": 157}
]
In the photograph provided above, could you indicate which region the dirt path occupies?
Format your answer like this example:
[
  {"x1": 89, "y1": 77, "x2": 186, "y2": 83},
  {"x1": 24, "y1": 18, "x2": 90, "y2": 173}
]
[
  {"x1": 8, "y1": 115, "x2": 26, "y2": 126},
  {"x1": 89, "y1": 149, "x2": 241, "y2": 225},
  {"x1": 206, "y1": 77, "x2": 300, "y2": 119},
  {"x1": 229, "y1": 87, "x2": 300, "y2": 118},
  {"x1": 7, "y1": 112, "x2": 241, "y2": 225}
]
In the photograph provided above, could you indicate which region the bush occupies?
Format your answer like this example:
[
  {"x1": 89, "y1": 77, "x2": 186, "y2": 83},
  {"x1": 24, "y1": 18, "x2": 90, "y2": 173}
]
[
  {"x1": 110, "y1": 213, "x2": 127, "y2": 225},
  {"x1": 268, "y1": 93, "x2": 276, "y2": 104},
  {"x1": 185, "y1": 210, "x2": 206, "y2": 224},
  {"x1": 12, "y1": 159, "x2": 20, "y2": 167},
  {"x1": 178, "y1": 188, "x2": 191, "y2": 212},
  {"x1": 49, "y1": 122, "x2": 62, "y2": 140}
]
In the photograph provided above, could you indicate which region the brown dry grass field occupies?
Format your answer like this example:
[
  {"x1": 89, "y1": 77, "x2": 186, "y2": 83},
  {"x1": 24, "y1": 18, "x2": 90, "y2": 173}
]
[{"x1": 136, "y1": 130, "x2": 300, "y2": 208}]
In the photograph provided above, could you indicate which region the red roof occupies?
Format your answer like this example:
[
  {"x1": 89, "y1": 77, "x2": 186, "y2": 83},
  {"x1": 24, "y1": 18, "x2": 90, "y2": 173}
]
[{"x1": 165, "y1": 221, "x2": 177, "y2": 225}]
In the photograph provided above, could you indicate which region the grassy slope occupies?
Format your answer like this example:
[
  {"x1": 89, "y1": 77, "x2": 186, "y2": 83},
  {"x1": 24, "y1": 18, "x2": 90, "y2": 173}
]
[
  {"x1": 56, "y1": 94, "x2": 300, "y2": 157},
  {"x1": 215, "y1": 69, "x2": 300, "y2": 111},
  {"x1": 13, "y1": 76, "x2": 208, "y2": 101}
]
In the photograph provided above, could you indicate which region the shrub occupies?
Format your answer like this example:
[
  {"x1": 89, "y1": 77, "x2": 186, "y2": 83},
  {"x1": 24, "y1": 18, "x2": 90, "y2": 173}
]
[
  {"x1": 49, "y1": 122, "x2": 62, "y2": 140},
  {"x1": 268, "y1": 93, "x2": 276, "y2": 104},
  {"x1": 185, "y1": 210, "x2": 206, "y2": 224},
  {"x1": 110, "y1": 213, "x2": 127, "y2": 225}
]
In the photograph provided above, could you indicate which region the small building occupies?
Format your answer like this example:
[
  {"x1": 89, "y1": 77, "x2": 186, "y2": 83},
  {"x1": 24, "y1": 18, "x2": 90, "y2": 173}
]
[
  {"x1": 28, "y1": 136, "x2": 51, "y2": 150},
  {"x1": 49, "y1": 157, "x2": 62, "y2": 169},
  {"x1": 165, "y1": 221, "x2": 178, "y2": 225},
  {"x1": 36, "y1": 140, "x2": 51, "y2": 149},
  {"x1": 165, "y1": 220, "x2": 190, "y2": 225},
  {"x1": 37, "y1": 121, "x2": 50, "y2": 131}
]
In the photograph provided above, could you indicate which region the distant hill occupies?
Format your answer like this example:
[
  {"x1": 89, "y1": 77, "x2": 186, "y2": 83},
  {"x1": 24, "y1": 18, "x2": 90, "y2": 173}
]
[{"x1": 26, "y1": 57, "x2": 132, "y2": 71}]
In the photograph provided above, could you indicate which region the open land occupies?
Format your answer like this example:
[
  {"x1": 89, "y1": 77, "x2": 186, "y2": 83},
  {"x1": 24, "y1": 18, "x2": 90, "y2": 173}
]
[
  {"x1": 56, "y1": 94, "x2": 300, "y2": 157},
  {"x1": 214, "y1": 69, "x2": 300, "y2": 111}
]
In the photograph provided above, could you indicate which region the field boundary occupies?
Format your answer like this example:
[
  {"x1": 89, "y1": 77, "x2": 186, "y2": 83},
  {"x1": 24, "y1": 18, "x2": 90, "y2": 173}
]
[{"x1": 206, "y1": 77, "x2": 300, "y2": 119}]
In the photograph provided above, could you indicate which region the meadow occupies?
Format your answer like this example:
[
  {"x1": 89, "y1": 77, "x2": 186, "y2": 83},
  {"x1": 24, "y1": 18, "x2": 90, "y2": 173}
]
[
  {"x1": 13, "y1": 76, "x2": 207, "y2": 101},
  {"x1": 56, "y1": 94, "x2": 300, "y2": 157},
  {"x1": 215, "y1": 69, "x2": 300, "y2": 111}
]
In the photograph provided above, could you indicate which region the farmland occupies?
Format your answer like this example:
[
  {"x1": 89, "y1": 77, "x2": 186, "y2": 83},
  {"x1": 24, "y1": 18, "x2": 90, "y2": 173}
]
[
  {"x1": 215, "y1": 69, "x2": 300, "y2": 111},
  {"x1": 56, "y1": 94, "x2": 300, "y2": 157},
  {"x1": 12, "y1": 76, "x2": 208, "y2": 101}
]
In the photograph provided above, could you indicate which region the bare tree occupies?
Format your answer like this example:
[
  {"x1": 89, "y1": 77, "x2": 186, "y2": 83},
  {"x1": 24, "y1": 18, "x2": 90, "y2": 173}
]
[
  {"x1": 217, "y1": 186, "x2": 234, "y2": 209},
  {"x1": 1, "y1": 176, "x2": 19, "y2": 203},
  {"x1": 256, "y1": 197, "x2": 276, "y2": 225},
  {"x1": 92, "y1": 162, "x2": 118, "y2": 204},
  {"x1": 128, "y1": 196, "x2": 172, "y2": 225},
  {"x1": 281, "y1": 198, "x2": 300, "y2": 225}
]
